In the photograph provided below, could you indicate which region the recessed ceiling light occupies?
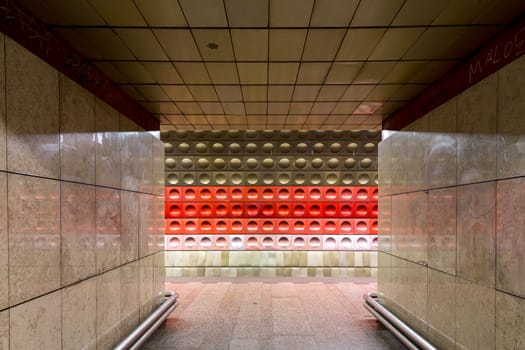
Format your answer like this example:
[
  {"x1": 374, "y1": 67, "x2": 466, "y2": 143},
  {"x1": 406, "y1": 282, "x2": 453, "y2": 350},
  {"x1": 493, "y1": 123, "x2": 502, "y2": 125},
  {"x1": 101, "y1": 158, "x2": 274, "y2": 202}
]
[{"x1": 207, "y1": 42, "x2": 219, "y2": 49}]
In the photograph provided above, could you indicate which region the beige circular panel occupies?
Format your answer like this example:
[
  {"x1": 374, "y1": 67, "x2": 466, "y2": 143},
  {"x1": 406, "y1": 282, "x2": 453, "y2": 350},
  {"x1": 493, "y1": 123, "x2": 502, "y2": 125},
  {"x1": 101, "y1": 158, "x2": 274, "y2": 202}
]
[
  {"x1": 296, "y1": 142, "x2": 308, "y2": 153},
  {"x1": 367, "y1": 130, "x2": 381, "y2": 138},
  {"x1": 363, "y1": 142, "x2": 376, "y2": 153},
  {"x1": 280, "y1": 130, "x2": 292, "y2": 138},
  {"x1": 313, "y1": 142, "x2": 325, "y2": 153},
  {"x1": 175, "y1": 130, "x2": 188, "y2": 138},
  {"x1": 229, "y1": 143, "x2": 242, "y2": 153},
  {"x1": 229, "y1": 158, "x2": 242, "y2": 169},
  {"x1": 342, "y1": 173, "x2": 353, "y2": 185},
  {"x1": 329, "y1": 142, "x2": 342, "y2": 153},
  {"x1": 215, "y1": 173, "x2": 227, "y2": 185},
  {"x1": 346, "y1": 143, "x2": 359, "y2": 153},
  {"x1": 178, "y1": 143, "x2": 190, "y2": 153},
  {"x1": 348, "y1": 130, "x2": 361, "y2": 139},
  {"x1": 262, "y1": 142, "x2": 274, "y2": 153},
  {"x1": 327, "y1": 158, "x2": 339, "y2": 169},
  {"x1": 279, "y1": 142, "x2": 291, "y2": 153},
  {"x1": 228, "y1": 130, "x2": 241, "y2": 138},
  {"x1": 195, "y1": 143, "x2": 207, "y2": 153},
  {"x1": 165, "y1": 158, "x2": 176, "y2": 169},
  {"x1": 262, "y1": 130, "x2": 274, "y2": 139},
  {"x1": 231, "y1": 173, "x2": 243, "y2": 185},
  {"x1": 294, "y1": 174, "x2": 306, "y2": 185},
  {"x1": 262, "y1": 158, "x2": 274, "y2": 169},
  {"x1": 246, "y1": 173, "x2": 258, "y2": 185},
  {"x1": 310, "y1": 174, "x2": 322, "y2": 185},
  {"x1": 246, "y1": 143, "x2": 258, "y2": 153},
  {"x1": 262, "y1": 173, "x2": 274, "y2": 184},
  {"x1": 314, "y1": 130, "x2": 326, "y2": 138},
  {"x1": 245, "y1": 130, "x2": 257, "y2": 138},
  {"x1": 194, "y1": 130, "x2": 207, "y2": 138},
  {"x1": 278, "y1": 173, "x2": 290, "y2": 185},
  {"x1": 297, "y1": 130, "x2": 309, "y2": 139},
  {"x1": 212, "y1": 143, "x2": 225, "y2": 153},
  {"x1": 181, "y1": 158, "x2": 193, "y2": 169},
  {"x1": 183, "y1": 174, "x2": 195, "y2": 185},
  {"x1": 358, "y1": 173, "x2": 370, "y2": 185},
  {"x1": 211, "y1": 130, "x2": 224, "y2": 138},
  {"x1": 360, "y1": 158, "x2": 373, "y2": 168},
  {"x1": 167, "y1": 174, "x2": 179, "y2": 185},
  {"x1": 164, "y1": 142, "x2": 174, "y2": 153},
  {"x1": 246, "y1": 158, "x2": 259, "y2": 169},
  {"x1": 332, "y1": 130, "x2": 344, "y2": 138},
  {"x1": 326, "y1": 173, "x2": 338, "y2": 185},
  {"x1": 197, "y1": 158, "x2": 209, "y2": 169},
  {"x1": 344, "y1": 158, "x2": 356, "y2": 168},
  {"x1": 199, "y1": 173, "x2": 211, "y2": 185},
  {"x1": 295, "y1": 158, "x2": 307, "y2": 169},
  {"x1": 311, "y1": 158, "x2": 324, "y2": 169},
  {"x1": 214, "y1": 158, "x2": 226, "y2": 169},
  {"x1": 374, "y1": 174, "x2": 379, "y2": 185},
  {"x1": 279, "y1": 158, "x2": 291, "y2": 169},
  {"x1": 160, "y1": 130, "x2": 171, "y2": 140}
]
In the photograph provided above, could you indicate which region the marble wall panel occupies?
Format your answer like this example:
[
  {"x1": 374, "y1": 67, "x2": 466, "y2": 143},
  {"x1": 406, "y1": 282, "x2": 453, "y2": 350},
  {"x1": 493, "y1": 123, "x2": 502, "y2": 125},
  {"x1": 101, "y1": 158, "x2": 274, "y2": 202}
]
[
  {"x1": 121, "y1": 261, "x2": 140, "y2": 337},
  {"x1": 139, "y1": 132, "x2": 154, "y2": 194},
  {"x1": 121, "y1": 190, "x2": 139, "y2": 264},
  {"x1": 139, "y1": 193, "x2": 155, "y2": 258},
  {"x1": 96, "y1": 269, "x2": 121, "y2": 350},
  {"x1": 406, "y1": 191, "x2": 428, "y2": 264},
  {"x1": 59, "y1": 74, "x2": 95, "y2": 184},
  {"x1": 390, "y1": 131, "x2": 407, "y2": 194},
  {"x1": 427, "y1": 270, "x2": 456, "y2": 350},
  {"x1": 8, "y1": 174, "x2": 60, "y2": 305},
  {"x1": 139, "y1": 255, "x2": 155, "y2": 322},
  {"x1": 152, "y1": 135, "x2": 165, "y2": 196},
  {"x1": 378, "y1": 136, "x2": 392, "y2": 197},
  {"x1": 405, "y1": 115, "x2": 429, "y2": 192},
  {"x1": 0, "y1": 310, "x2": 7, "y2": 350},
  {"x1": 5, "y1": 38, "x2": 59, "y2": 178},
  {"x1": 10, "y1": 291, "x2": 61, "y2": 350},
  {"x1": 96, "y1": 188, "x2": 121, "y2": 273},
  {"x1": 428, "y1": 187, "x2": 456, "y2": 274},
  {"x1": 497, "y1": 54, "x2": 525, "y2": 179},
  {"x1": 0, "y1": 33, "x2": 6, "y2": 171},
  {"x1": 119, "y1": 115, "x2": 140, "y2": 192},
  {"x1": 95, "y1": 98, "x2": 120, "y2": 188},
  {"x1": 456, "y1": 279, "x2": 495, "y2": 350},
  {"x1": 390, "y1": 193, "x2": 408, "y2": 259},
  {"x1": 496, "y1": 291, "x2": 525, "y2": 350},
  {"x1": 405, "y1": 261, "x2": 428, "y2": 337},
  {"x1": 0, "y1": 174, "x2": 7, "y2": 309},
  {"x1": 457, "y1": 74, "x2": 497, "y2": 184},
  {"x1": 61, "y1": 182, "x2": 96, "y2": 286},
  {"x1": 457, "y1": 182, "x2": 496, "y2": 287},
  {"x1": 62, "y1": 278, "x2": 96, "y2": 350},
  {"x1": 496, "y1": 177, "x2": 525, "y2": 298}
]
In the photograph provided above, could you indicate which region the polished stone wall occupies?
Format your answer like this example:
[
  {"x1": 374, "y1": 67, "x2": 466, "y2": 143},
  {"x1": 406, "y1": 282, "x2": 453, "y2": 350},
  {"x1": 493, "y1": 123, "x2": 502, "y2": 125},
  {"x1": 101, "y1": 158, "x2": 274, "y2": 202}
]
[
  {"x1": 378, "y1": 54, "x2": 525, "y2": 349},
  {"x1": 0, "y1": 34, "x2": 165, "y2": 349}
]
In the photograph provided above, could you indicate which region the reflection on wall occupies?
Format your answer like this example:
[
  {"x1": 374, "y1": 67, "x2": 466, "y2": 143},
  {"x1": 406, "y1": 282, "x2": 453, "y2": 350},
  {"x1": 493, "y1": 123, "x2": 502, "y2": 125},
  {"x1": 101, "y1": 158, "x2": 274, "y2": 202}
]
[
  {"x1": 378, "y1": 54, "x2": 525, "y2": 349},
  {"x1": 0, "y1": 34, "x2": 165, "y2": 350}
]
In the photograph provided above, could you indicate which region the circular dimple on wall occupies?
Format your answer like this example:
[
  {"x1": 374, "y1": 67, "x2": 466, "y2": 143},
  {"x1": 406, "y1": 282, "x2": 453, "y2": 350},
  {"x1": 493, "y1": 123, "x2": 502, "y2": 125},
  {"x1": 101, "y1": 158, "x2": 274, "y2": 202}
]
[
  {"x1": 183, "y1": 174, "x2": 195, "y2": 184},
  {"x1": 278, "y1": 158, "x2": 291, "y2": 169},
  {"x1": 327, "y1": 158, "x2": 339, "y2": 169},
  {"x1": 346, "y1": 143, "x2": 359, "y2": 153},
  {"x1": 246, "y1": 143, "x2": 258, "y2": 153},
  {"x1": 262, "y1": 130, "x2": 274, "y2": 139},
  {"x1": 294, "y1": 237, "x2": 305, "y2": 247},
  {"x1": 228, "y1": 130, "x2": 241, "y2": 138},
  {"x1": 160, "y1": 130, "x2": 171, "y2": 140},
  {"x1": 278, "y1": 204, "x2": 290, "y2": 216},
  {"x1": 168, "y1": 188, "x2": 181, "y2": 200},
  {"x1": 278, "y1": 188, "x2": 290, "y2": 199},
  {"x1": 198, "y1": 173, "x2": 211, "y2": 185},
  {"x1": 246, "y1": 158, "x2": 259, "y2": 169},
  {"x1": 325, "y1": 237, "x2": 336, "y2": 249},
  {"x1": 332, "y1": 130, "x2": 344, "y2": 138},
  {"x1": 310, "y1": 174, "x2": 322, "y2": 185},
  {"x1": 231, "y1": 205, "x2": 243, "y2": 217},
  {"x1": 231, "y1": 173, "x2": 243, "y2": 185},
  {"x1": 184, "y1": 189, "x2": 196, "y2": 199},
  {"x1": 185, "y1": 237, "x2": 196, "y2": 248},
  {"x1": 211, "y1": 130, "x2": 223, "y2": 138},
  {"x1": 200, "y1": 188, "x2": 211, "y2": 199},
  {"x1": 175, "y1": 130, "x2": 188, "y2": 138},
  {"x1": 295, "y1": 158, "x2": 307, "y2": 169},
  {"x1": 341, "y1": 188, "x2": 352, "y2": 200},
  {"x1": 246, "y1": 173, "x2": 258, "y2": 185},
  {"x1": 348, "y1": 130, "x2": 361, "y2": 139},
  {"x1": 247, "y1": 188, "x2": 258, "y2": 199},
  {"x1": 212, "y1": 143, "x2": 225, "y2": 153},
  {"x1": 278, "y1": 173, "x2": 290, "y2": 184},
  {"x1": 358, "y1": 174, "x2": 370, "y2": 185},
  {"x1": 262, "y1": 143, "x2": 274, "y2": 153},
  {"x1": 216, "y1": 189, "x2": 227, "y2": 200},
  {"x1": 263, "y1": 188, "x2": 274, "y2": 199},
  {"x1": 165, "y1": 158, "x2": 176, "y2": 169},
  {"x1": 329, "y1": 143, "x2": 342, "y2": 153},
  {"x1": 374, "y1": 174, "x2": 379, "y2": 185},
  {"x1": 326, "y1": 173, "x2": 338, "y2": 185},
  {"x1": 311, "y1": 158, "x2": 323, "y2": 169},
  {"x1": 215, "y1": 173, "x2": 227, "y2": 185},
  {"x1": 367, "y1": 130, "x2": 381, "y2": 138},
  {"x1": 164, "y1": 142, "x2": 174, "y2": 153},
  {"x1": 185, "y1": 205, "x2": 197, "y2": 216},
  {"x1": 195, "y1": 143, "x2": 207, "y2": 153},
  {"x1": 294, "y1": 174, "x2": 306, "y2": 185},
  {"x1": 231, "y1": 188, "x2": 243, "y2": 199},
  {"x1": 344, "y1": 158, "x2": 356, "y2": 169},
  {"x1": 169, "y1": 221, "x2": 181, "y2": 232},
  {"x1": 181, "y1": 158, "x2": 193, "y2": 169},
  {"x1": 363, "y1": 142, "x2": 376, "y2": 153},
  {"x1": 309, "y1": 237, "x2": 321, "y2": 247},
  {"x1": 278, "y1": 237, "x2": 290, "y2": 248},
  {"x1": 263, "y1": 204, "x2": 274, "y2": 216},
  {"x1": 213, "y1": 158, "x2": 226, "y2": 169},
  {"x1": 229, "y1": 158, "x2": 242, "y2": 169},
  {"x1": 245, "y1": 130, "x2": 257, "y2": 138},
  {"x1": 262, "y1": 236, "x2": 274, "y2": 247},
  {"x1": 247, "y1": 204, "x2": 259, "y2": 217},
  {"x1": 200, "y1": 237, "x2": 212, "y2": 248},
  {"x1": 313, "y1": 142, "x2": 325, "y2": 153},
  {"x1": 229, "y1": 143, "x2": 241, "y2": 153},
  {"x1": 360, "y1": 158, "x2": 373, "y2": 169},
  {"x1": 169, "y1": 204, "x2": 181, "y2": 216},
  {"x1": 294, "y1": 188, "x2": 305, "y2": 199},
  {"x1": 341, "y1": 205, "x2": 352, "y2": 216},
  {"x1": 341, "y1": 237, "x2": 352, "y2": 249},
  {"x1": 315, "y1": 130, "x2": 326, "y2": 138},
  {"x1": 262, "y1": 173, "x2": 274, "y2": 184},
  {"x1": 357, "y1": 237, "x2": 369, "y2": 249},
  {"x1": 246, "y1": 236, "x2": 258, "y2": 247},
  {"x1": 178, "y1": 143, "x2": 190, "y2": 153},
  {"x1": 262, "y1": 158, "x2": 274, "y2": 169},
  {"x1": 216, "y1": 237, "x2": 228, "y2": 247},
  {"x1": 296, "y1": 142, "x2": 308, "y2": 153},
  {"x1": 310, "y1": 188, "x2": 321, "y2": 199},
  {"x1": 216, "y1": 204, "x2": 228, "y2": 216},
  {"x1": 279, "y1": 143, "x2": 291, "y2": 153},
  {"x1": 194, "y1": 130, "x2": 207, "y2": 138},
  {"x1": 168, "y1": 237, "x2": 180, "y2": 248},
  {"x1": 278, "y1": 220, "x2": 289, "y2": 231},
  {"x1": 216, "y1": 220, "x2": 227, "y2": 231},
  {"x1": 342, "y1": 173, "x2": 353, "y2": 185},
  {"x1": 297, "y1": 130, "x2": 309, "y2": 139},
  {"x1": 231, "y1": 237, "x2": 243, "y2": 249},
  {"x1": 197, "y1": 158, "x2": 209, "y2": 169}
]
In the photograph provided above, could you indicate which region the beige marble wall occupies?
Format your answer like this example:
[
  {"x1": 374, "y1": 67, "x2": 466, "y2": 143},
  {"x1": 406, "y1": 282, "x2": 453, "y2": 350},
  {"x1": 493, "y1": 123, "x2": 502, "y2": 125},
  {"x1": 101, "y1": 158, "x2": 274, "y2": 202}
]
[
  {"x1": 0, "y1": 34, "x2": 166, "y2": 349},
  {"x1": 378, "y1": 53, "x2": 525, "y2": 349}
]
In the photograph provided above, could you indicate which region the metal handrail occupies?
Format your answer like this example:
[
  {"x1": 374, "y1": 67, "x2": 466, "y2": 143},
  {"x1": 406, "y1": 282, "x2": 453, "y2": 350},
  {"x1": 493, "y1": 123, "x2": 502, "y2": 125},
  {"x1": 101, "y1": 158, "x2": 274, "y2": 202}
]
[
  {"x1": 363, "y1": 292, "x2": 438, "y2": 350},
  {"x1": 114, "y1": 291, "x2": 179, "y2": 350}
]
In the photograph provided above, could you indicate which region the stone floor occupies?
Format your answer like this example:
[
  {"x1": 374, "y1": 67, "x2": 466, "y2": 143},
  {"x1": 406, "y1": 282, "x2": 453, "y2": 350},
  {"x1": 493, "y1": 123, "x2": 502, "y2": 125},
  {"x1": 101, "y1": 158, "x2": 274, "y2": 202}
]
[{"x1": 142, "y1": 277, "x2": 406, "y2": 350}]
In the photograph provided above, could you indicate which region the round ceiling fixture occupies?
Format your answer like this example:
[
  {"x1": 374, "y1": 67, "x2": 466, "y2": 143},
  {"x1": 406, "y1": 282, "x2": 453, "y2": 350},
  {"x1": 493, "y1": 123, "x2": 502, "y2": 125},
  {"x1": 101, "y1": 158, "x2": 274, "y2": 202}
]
[{"x1": 207, "y1": 42, "x2": 219, "y2": 49}]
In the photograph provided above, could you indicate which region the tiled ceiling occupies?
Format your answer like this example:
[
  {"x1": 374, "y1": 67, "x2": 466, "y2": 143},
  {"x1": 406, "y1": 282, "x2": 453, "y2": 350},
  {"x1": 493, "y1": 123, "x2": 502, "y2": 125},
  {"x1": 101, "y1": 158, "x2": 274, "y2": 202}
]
[{"x1": 17, "y1": 0, "x2": 525, "y2": 130}]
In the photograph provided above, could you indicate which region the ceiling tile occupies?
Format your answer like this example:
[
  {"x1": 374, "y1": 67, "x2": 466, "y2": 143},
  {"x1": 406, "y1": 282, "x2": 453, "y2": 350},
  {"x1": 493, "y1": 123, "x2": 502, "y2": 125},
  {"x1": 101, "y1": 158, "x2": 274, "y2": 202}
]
[
  {"x1": 289, "y1": 102, "x2": 313, "y2": 114},
  {"x1": 140, "y1": 102, "x2": 162, "y2": 114},
  {"x1": 237, "y1": 63, "x2": 268, "y2": 84},
  {"x1": 231, "y1": 29, "x2": 268, "y2": 61},
  {"x1": 134, "y1": 0, "x2": 187, "y2": 26},
  {"x1": 178, "y1": 0, "x2": 227, "y2": 27},
  {"x1": 325, "y1": 63, "x2": 363, "y2": 84},
  {"x1": 409, "y1": 61, "x2": 457, "y2": 83},
  {"x1": 227, "y1": 115, "x2": 247, "y2": 124},
  {"x1": 353, "y1": 102, "x2": 383, "y2": 114},
  {"x1": 162, "y1": 85, "x2": 195, "y2": 101},
  {"x1": 286, "y1": 115, "x2": 307, "y2": 124},
  {"x1": 242, "y1": 86, "x2": 267, "y2": 101},
  {"x1": 350, "y1": 0, "x2": 405, "y2": 26},
  {"x1": 270, "y1": 0, "x2": 314, "y2": 27},
  {"x1": 311, "y1": 102, "x2": 335, "y2": 114},
  {"x1": 223, "y1": 102, "x2": 246, "y2": 115},
  {"x1": 245, "y1": 102, "x2": 267, "y2": 114},
  {"x1": 269, "y1": 29, "x2": 307, "y2": 61},
  {"x1": 302, "y1": 29, "x2": 346, "y2": 61},
  {"x1": 389, "y1": 85, "x2": 427, "y2": 101},
  {"x1": 199, "y1": 102, "x2": 224, "y2": 114},
  {"x1": 247, "y1": 115, "x2": 266, "y2": 123},
  {"x1": 112, "y1": 62, "x2": 155, "y2": 83},
  {"x1": 332, "y1": 102, "x2": 360, "y2": 114},
  {"x1": 296, "y1": 63, "x2": 331, "y2": 84},
  {"x1": 305, "y1": 115, "x2": 326, "y2": 124},
  {"x1": 381, "y1": 61, "x2": 427, "y2": 84},
  {"x1": 369, "y1": 28, "x2": 425, "y2": 60},
  {"x1": 88, "y1": 0, "x2": 146, "y2": 26},
  {"x1": 94, "y1": 62, "x2": 128, "y2": 83},
  {"x1": 115, "y1": 29, "x2": 168, "y2": 60},
  {"x1": 188, "y1": 85, "x2": 219, "y2": 101},
  {"x1": 185, "y1": 114, "x2": 209, "y2": 124},
  {"x1": 140, "y1": 102, "x2": 181, "y2": 114},
  {"x1": 267, "y1": 102, "x2": 290, "y2": 114},
  {"x1": 344, "y1": 115, "x2": 369, "y2": 123},
  {"x1": 206, "y1": 115, "x2": 230, "y2": 124},
  {"x1": 293, "y1": 85, "x2": 321, "y2": 101},
  {"x1": 376, "y1": 101, "x2": 404, "y2": 114},
  {"x1": 120, "y1": 85, "x2": 144, "y2": 100},
  {"x1": 404, "y1": 26, "x2": 501, "y2": 60},
  {"x1": 310, "y1": 0, "x2": 359, "y2": 27},
  {"x1": 206, "y1": 63, "x2": 240, "y2": 84},
  {"x1": 316, "y1": 85, "x2": 347, "y2": 101},
  {"x1": 135, "y1": 85, "x2": 170, "y2": 101},
  {"x1": 473, "y1": 1, "x2": 525, "y2": 24},
  {"x1": 215, "y1": 86, "x2": 243, "y2": 101},
  {"x1": 269, "y1": 63, "x2": 299, "y2": 84},
  {"x1": 225, "y1": 0, "x2": 268, "y2": 27},
  {"x1": 165, "y1": 115, "x2": 190, "y2": 125},
  {"x1": 17, "y1": 0, "x2": 105, "y2": 25},
  {"x1": 336, "y1": 28, "x2": 386, "y2": 61},
  {"x1": 365, "y1": 85, "x2": 401, "y2": 101},
  {"x1": 193, "y1": 29, "x2": 235, "y2": 61},
  {"x1": 433, "y1": 0, "x2": 498, "y2": 25},
  {"x1": 64, "y1": 29, "x2": 133, "y2": 60},
  {"x1": 268, "y1": 86, "x2": 294, "y2": 101},
  {"x1": 173, "y1": 62, "x2": 212, "y2": 84},
  {"x1": 177, "y1": 102, "x2": 203, "y2": 114},
  {"x1": 154, "y1": 29, "x2": 202, "y2": 61},
  {"x1": 324, "y1": 115, "x2": 347, "y2": 124},
  {"x1": 353, "y1": 62, "x2": 397, "y2": 84},
  {"x1": 341, "y1": 85, "x2": 375, "y2": 101},
  {"x1": 267, "y1": 123, "x2": 285, "y2": 129},
  {"x1": 143, "y1": 62, "x2": 183, "y2": 84},
  {"x1": 392, "y1": 0, "x2": 449, "y2": 26}
]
